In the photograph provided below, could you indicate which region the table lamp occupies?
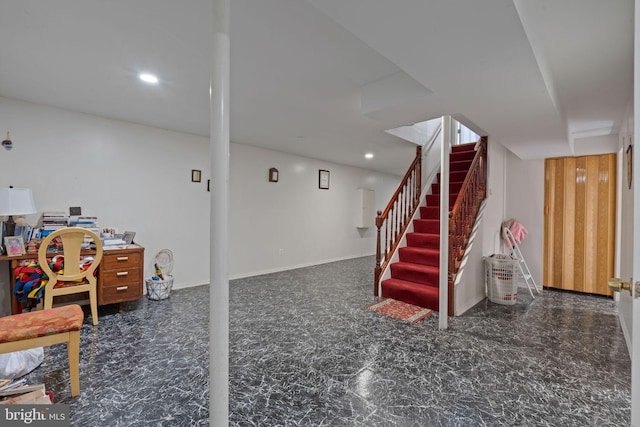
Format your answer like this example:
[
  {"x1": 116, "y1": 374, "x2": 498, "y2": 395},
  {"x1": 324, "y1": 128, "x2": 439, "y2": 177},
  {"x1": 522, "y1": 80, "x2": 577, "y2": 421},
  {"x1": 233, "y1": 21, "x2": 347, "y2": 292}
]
[{"x1": 0, "y1": 186, "x2": 37, "y2": 236}]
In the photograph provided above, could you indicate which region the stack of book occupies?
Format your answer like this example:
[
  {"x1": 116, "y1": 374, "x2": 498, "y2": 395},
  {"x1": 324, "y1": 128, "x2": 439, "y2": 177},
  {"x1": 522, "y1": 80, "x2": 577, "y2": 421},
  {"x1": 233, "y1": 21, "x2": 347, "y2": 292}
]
[
  {"x1": 69, "y1": 216, "x2": 100, "y2": 235},
  {"x1": 14, "y1": 224, "x2": 36, "y2": 245},
  {"x1": 40, "y1": 212, "x2": 69, "y2": 237},
  {"x1": 0, "y1": 378, "x2": 51, "y2": 404}
]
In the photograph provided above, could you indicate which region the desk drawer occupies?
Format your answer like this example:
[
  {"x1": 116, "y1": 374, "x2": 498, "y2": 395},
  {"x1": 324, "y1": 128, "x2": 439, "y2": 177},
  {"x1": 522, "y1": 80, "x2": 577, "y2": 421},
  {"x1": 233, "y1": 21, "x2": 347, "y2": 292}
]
[
  {"x1": 101, "y1": 268, "x2": 141, "y2": 286},
  {"x1": 102, "y1": 252, "x2": 142, "y2": 270},
  {"x1": 100, "y1": 281, "x2": 142, "y2": 304}
]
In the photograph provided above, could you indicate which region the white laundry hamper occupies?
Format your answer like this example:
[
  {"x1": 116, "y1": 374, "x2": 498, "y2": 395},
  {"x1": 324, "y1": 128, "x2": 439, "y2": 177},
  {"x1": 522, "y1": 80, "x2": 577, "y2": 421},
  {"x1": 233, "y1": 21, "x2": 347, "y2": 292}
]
[{"x1": 484, "y1": 255, "x2": 520, "y2": 305}]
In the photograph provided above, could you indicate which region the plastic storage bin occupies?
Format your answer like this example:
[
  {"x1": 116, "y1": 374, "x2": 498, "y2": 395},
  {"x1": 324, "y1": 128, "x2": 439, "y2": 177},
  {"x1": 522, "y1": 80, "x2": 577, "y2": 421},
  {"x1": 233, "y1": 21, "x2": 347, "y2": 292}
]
[
  {"x1": 145, "y1": 249, "x2": 174, "y2": 300},
  {"x1": 484, "y1": 255, "x2": 520, "y2": 305}
]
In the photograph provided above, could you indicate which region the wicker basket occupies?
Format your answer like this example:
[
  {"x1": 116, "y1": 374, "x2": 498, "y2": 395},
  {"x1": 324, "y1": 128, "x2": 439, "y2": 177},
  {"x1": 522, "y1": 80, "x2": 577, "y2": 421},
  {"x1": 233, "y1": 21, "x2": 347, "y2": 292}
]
[
  {"x1": 145, "y1": 276, "x2": 174, "y2": 300},
  {"x1": 484, "y1": 256, "x2": 520, "y2": 305},
  {"x1": 145, "y1": 249, "x2": 174, "y2": 301}
]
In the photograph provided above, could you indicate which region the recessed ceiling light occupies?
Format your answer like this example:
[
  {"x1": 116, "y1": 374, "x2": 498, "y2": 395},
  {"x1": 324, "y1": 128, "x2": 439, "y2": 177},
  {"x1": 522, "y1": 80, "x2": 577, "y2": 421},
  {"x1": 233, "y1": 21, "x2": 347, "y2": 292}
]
[
  {"x1": 365, "y1": 153, "x2": 374, "y2": 159},
  {"x1": 139, "y1": 73, "x2": 159, "y2": 84}
]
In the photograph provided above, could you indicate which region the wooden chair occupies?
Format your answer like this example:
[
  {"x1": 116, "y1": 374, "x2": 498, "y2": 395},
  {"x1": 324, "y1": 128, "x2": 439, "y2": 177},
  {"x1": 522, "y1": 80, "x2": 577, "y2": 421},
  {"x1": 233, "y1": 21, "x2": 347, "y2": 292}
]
[
  {"x1": 0, "y1": 304, "x2": 84, "y2": 397},
  {"x1": 39, "y1": 227, "x2": 103, "y2": 326}
]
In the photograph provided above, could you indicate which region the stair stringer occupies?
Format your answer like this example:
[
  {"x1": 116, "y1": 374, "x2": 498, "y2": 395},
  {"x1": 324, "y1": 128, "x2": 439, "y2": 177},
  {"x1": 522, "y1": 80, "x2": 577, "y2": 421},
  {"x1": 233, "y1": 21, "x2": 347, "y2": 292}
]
[
  {"x1": 378, "y1": 160, "x2": 442, "y2": 286},
  {"x1": 452, "y1": 199, "x2": 487, "y2": 316}
]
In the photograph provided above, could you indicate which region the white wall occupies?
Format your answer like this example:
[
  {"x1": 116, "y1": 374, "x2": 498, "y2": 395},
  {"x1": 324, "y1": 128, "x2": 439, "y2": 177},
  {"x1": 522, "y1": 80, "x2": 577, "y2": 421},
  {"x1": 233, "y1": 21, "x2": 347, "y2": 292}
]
[
  {"x1": 0, "y1": 97, "x2": 400, "y2": 315},
  {"x1": 504, "y1": 152, "x2": 545, "y2": 287},
  {"x1": 229, "y1": 143, "x2": 399, "y2": 278},
  {"x1": 454, "y1": 202, "x2": 487, "y2": 316},
  {"x1": 482, "y1": 139, "x2": 507, "y2": 255}
]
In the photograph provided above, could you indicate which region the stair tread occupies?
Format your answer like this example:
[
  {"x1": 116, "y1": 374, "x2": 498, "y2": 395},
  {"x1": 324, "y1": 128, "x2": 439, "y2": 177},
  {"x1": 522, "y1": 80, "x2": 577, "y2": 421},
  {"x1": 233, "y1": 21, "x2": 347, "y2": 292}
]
[
  {"x1": 451, "y1": 142, "x2": 477, "y2": 152},
  {"x1": 382, "y1": 277, "x2": 439, "y2": 290},
  {"x1": 407, "y1": 231, "x2": 439, "y2": 237},
  {"x1": 398, "y1": 247, "x2": 440, "y2": 266},
  {"x1": 391, "y1": 261, "x2": 439, "y2": 273},
  {"x1": 381, "y1": 278, "x2": 440, "y2": 311},
  {"x1": 400, "y1": 246, "x2": 439, "y2": 254}
]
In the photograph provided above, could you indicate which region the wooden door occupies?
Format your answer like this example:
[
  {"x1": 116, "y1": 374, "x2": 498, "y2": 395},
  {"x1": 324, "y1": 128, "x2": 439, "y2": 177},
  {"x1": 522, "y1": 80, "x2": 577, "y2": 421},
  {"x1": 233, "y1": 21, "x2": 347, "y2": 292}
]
[{"x1": 544, "y1": 153, "x2": 616, "y2": 295}]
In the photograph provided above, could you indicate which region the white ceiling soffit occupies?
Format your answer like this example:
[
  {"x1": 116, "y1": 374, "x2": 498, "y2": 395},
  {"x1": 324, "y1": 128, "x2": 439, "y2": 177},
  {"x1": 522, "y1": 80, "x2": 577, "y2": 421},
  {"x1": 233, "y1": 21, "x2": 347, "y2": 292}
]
[
  {"x1": 514, "y1": 0, "x2": 633, "y2": 156},
  {"x1": 360, "y1": 70, "x2": 433, "y2": 119},
  {"x1": 307, "y1": 0, "x2": 633, "y2": 160}
]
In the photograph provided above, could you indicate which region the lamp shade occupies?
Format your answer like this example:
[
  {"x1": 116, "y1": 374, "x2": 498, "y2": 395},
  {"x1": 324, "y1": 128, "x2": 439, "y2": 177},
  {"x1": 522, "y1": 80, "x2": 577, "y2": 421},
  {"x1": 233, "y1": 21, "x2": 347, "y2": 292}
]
[{"x1": 0, "y1": 187, "x2": 37, "y2": 216}]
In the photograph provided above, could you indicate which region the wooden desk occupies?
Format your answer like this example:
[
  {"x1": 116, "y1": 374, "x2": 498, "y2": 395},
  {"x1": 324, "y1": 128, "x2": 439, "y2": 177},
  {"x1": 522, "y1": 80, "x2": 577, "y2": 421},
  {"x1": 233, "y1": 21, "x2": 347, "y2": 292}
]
[{"x1": 1, "y1": 244, "x2": 144, "y2": 315}]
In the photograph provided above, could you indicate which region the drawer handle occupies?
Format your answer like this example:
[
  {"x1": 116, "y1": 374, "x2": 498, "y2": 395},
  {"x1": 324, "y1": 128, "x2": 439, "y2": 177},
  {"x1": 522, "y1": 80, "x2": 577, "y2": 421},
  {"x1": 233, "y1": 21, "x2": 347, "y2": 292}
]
[
  {"x1": 116, "y1": 286, "x2": 128, "y2": 291},
  {"x1": 116, "y1": 272, "x2": 129, "y2": 277},
  {"x1": 116, "y1": 256, "x2": 129, "y2": 261}
]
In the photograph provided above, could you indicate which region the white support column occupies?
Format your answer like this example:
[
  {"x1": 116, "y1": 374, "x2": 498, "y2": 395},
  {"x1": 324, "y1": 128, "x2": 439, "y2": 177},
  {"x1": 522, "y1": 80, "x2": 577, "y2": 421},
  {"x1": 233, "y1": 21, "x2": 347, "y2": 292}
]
[
  {"x1": 209, "y1": 0, "x2": 230, "y2": 425},
  {"x1": 439, "y1": 115, "x2": 452, "y2": 329}
]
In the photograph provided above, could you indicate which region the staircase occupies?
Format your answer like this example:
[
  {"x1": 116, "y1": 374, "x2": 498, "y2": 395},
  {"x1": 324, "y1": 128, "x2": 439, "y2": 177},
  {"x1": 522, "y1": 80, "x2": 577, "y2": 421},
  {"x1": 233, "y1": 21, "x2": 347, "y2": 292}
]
[{"x1": 379, "y1": 143, "x2": 477, "y2": 311}]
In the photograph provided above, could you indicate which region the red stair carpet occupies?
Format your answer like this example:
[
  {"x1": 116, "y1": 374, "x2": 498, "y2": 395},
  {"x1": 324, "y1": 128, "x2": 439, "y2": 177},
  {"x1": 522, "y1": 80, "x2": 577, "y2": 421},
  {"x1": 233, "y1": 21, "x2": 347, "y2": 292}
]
[{"x1": 380, "y1": 143, "x2": 476, "y2": 312}]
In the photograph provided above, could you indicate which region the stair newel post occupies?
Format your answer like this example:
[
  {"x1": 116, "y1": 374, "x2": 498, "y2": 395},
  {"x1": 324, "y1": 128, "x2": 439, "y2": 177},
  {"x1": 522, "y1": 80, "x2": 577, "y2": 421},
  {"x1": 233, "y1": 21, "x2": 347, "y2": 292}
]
[
  {"x1": 447, "y1": 211, "x2": 457, "y2": 316},
  {"x1": 481, "y1": 137, "x2": 488, "y2": 198},
  {"x1": 415, "y1": 145, "x2": 422, "y2": 206},
  {"x1": 374, "y1": 210, "x2": 384, "y2": 296}
]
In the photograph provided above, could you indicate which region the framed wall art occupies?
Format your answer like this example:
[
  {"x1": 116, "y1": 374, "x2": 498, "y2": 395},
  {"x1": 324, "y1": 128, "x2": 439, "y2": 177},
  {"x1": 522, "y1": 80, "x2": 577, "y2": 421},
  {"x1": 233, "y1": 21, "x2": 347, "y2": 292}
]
[
  {"x1": 319, "y1": 170, "x2": 330, "y2": 190},
  {"x1": 269, "y1": 168, "x2": 279, "y2": 183}
]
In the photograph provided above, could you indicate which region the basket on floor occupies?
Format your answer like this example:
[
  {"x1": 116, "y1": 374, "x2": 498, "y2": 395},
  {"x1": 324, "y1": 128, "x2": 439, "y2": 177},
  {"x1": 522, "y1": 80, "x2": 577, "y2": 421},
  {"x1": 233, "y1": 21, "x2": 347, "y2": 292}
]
[
  {"x1": 484, "y1": 255, "x2": 520, "y2": 305},
  {"x1": 145, "y1": 249, "x2": 174, "y2": 301},
  {"x1": 145, "y1": 277, "x2": 174, "y2": 300}
]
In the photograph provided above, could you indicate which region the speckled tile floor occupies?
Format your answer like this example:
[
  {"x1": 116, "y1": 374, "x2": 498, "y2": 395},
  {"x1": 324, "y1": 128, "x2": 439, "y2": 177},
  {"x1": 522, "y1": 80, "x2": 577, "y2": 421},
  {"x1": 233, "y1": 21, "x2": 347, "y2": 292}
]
[{"x1": 22, "y1": 256, "x2": 630, "y2": 426}]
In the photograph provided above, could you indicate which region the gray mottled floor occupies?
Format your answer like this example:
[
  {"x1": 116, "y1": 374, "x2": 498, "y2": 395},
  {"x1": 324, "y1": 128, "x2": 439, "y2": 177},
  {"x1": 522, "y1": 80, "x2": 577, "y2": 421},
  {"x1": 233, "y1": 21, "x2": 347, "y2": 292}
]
[{"x1": 22, "y1": 256, "x2": 630, "y2": 426}]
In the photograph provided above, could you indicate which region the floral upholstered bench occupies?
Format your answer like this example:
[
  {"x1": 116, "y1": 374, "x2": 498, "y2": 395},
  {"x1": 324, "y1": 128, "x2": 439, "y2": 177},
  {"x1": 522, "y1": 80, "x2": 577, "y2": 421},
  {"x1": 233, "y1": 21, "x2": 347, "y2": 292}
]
[{"x1": 0, "y1": 304, "x2": 84, "y2": 397}]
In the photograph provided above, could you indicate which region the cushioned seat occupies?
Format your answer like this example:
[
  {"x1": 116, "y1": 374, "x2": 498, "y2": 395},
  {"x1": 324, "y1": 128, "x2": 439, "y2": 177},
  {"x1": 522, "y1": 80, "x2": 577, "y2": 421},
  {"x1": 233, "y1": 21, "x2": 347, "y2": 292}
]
[{"x1": 0, "y1": 304, "x2": 84, "y2": 397}]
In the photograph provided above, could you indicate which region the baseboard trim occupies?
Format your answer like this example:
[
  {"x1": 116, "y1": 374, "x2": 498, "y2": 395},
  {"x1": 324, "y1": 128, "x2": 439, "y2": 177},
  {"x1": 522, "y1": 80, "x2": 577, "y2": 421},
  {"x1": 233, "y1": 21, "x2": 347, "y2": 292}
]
[{"x1": 229, "y1": 253, "x2": 375, "y2": 280}]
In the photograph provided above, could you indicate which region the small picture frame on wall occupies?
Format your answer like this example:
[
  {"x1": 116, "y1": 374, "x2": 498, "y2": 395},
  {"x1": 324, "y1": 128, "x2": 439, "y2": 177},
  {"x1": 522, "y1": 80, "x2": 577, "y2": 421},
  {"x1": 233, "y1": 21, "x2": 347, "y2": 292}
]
[
  {"x1": 192, "y1": 169, "x2": 202, "y2": 182},
  {"x1": 627, "y1": 144, "x2": 633, "y2": 189},
  {"x1": 4, "y1": 236, "x2": 25, "y2": 256},
  {"x1": 319, "y1": 169, "x2": 330, "y2": 190},
  {"x1": 269, "y1": 167, "x2": 279, "y2": 183}
]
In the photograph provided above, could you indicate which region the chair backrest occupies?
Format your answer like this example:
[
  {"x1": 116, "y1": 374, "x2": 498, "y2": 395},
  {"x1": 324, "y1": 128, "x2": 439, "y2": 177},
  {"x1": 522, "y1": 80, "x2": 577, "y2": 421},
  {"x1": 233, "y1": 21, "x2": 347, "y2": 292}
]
[{"x1": 38, "y1": 227, "x2": 104, "y2": 283}]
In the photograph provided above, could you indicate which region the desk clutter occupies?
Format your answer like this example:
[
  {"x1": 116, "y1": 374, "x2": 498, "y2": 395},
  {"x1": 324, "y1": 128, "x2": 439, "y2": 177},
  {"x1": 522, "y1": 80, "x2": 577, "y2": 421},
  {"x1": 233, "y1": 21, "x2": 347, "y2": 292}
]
[{"x1": 0, "y1": 211, "x2": 136, "y2": 256}]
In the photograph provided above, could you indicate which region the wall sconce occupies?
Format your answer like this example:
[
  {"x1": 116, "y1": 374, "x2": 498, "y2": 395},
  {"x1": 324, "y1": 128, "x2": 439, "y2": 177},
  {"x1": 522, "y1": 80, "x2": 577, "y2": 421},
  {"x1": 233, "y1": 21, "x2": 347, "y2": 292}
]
[
  {"x1": 2, "y1": 132, "x2": 13, "y2": 151},
  {"x1": 269, "y1": 168, "x2": 279, "y2": 183}
]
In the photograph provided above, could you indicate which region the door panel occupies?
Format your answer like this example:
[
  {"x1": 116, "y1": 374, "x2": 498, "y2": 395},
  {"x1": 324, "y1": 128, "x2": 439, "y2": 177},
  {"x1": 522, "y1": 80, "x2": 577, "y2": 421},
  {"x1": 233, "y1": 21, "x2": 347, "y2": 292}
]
[
  {"x1": 544, "y1": 153, "x2": 616, "y2": 295},
  {"x1": 617, "y1": 135, "x2": 638, "y2": 425}
]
